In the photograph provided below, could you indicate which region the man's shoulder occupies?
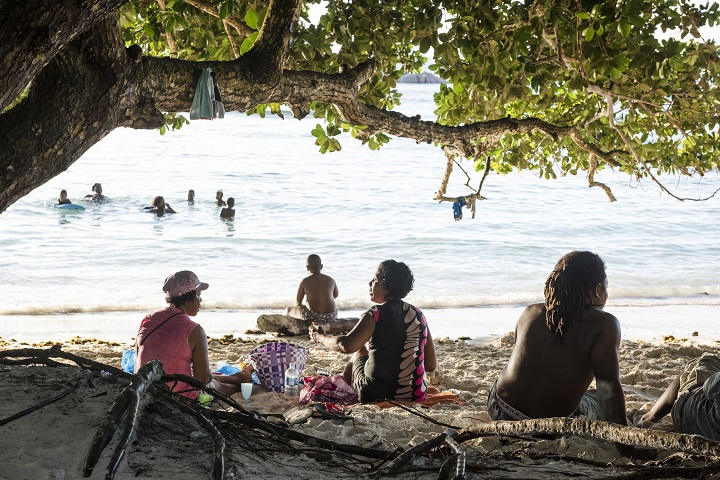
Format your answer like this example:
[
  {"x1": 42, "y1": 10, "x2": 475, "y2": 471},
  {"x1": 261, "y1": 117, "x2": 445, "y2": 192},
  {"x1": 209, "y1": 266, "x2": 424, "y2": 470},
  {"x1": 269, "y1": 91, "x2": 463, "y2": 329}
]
[
  {"x1": 585, "y1": 308, "x2": 620, "y2": 327},
  {"x1": 518, "y1": 303, "x2": 545, "y2": 322}
]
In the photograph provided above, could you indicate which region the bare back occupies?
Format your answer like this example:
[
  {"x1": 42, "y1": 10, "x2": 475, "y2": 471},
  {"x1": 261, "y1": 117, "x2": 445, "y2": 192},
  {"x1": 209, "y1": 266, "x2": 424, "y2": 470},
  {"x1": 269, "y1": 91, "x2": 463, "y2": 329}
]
[
  {"x1": 298, "y1": 273, "x2": 338, "y2": 314},
  {"x1": 496, "y1": 303, "x2": 622, "y2": 418}
]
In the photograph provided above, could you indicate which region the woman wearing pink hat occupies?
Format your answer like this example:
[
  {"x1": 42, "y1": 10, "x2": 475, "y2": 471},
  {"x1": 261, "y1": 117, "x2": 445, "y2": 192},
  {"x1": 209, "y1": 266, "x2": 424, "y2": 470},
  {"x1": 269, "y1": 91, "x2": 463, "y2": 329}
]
[{"x1": 135, "y1": 270, "x2": 249, "y2": 399}]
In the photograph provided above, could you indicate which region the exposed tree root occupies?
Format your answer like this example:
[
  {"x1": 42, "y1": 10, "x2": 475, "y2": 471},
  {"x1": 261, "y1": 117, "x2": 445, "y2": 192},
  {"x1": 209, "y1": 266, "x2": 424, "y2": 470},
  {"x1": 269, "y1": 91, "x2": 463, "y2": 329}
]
[
  {"x1": 83, "y1": 360, "x2": 164, "y2": 479},
  {"x1": 465, "y1": 417, "x2": 720, "y2": 458},
  {"x1": 0, "y1": 381, "x2": 79, "y2": 426}
]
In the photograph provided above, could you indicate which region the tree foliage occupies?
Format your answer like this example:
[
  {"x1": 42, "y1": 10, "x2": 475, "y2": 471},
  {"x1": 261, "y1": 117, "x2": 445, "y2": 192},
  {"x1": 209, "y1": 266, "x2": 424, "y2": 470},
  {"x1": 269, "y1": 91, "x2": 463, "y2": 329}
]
[
  {"x1": 117, "y1": 0, "x2": 720, "y2": 201},
  {"x1": 1, "y1": 0, "x2": 720, "y2": 213}
]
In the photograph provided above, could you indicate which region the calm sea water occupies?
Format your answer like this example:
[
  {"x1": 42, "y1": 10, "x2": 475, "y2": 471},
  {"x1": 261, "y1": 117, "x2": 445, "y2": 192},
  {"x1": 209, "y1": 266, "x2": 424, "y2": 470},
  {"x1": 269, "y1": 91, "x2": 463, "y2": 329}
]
[{"x1": 1, "y1": 85, "x2": 718, "y2": 338}]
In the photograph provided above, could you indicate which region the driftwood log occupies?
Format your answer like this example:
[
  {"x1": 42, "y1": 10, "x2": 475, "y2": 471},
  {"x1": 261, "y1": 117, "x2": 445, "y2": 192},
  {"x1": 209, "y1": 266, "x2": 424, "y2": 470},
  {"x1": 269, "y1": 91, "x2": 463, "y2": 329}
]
[
  {"x1": 465, "y1": 417, "x2": 720, "y2": 459},
  {"x1": 256, "y1": 313, "x2": 358, "y2": 336}
]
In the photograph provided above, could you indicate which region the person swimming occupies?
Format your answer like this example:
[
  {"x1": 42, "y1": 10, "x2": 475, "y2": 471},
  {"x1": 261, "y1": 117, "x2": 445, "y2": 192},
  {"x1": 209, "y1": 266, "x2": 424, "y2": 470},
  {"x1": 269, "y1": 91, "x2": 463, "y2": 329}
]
[
  {"x1": 145, "y1": 196, "x2": 176, "y2": 216},
  {"x1": 215, "y1": 190, "x2": 226, "y2": 206},
  {"x1": 187, "y1": 189, "x2": 195, "y2": 204},
  {"x1": 57, "y1": 190, "x2": 71, "y2": 205},
  {"x1": 84, "y1": 183, "x2": 108, "y2": 202},
  {"x1": 220, "y1": 197, "x2": 235, "y2": 218}
]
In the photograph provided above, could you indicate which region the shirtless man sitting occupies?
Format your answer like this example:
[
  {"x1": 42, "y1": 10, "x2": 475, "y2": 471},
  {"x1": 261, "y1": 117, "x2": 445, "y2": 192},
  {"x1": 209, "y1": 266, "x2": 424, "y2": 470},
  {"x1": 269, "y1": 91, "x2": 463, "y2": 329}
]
[
  {"x1": 488, "y1": 251, "x2": 627, "y2": 425},
  {"x1": 286, "y1": 254, "x2": 339, "y2": 323}
]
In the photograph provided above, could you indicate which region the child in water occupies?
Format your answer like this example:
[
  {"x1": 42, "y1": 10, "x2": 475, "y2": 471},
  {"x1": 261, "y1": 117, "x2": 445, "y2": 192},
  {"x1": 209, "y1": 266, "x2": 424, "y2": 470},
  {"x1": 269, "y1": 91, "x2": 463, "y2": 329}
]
[
  {"x1": 216, "y1": 190, "x2": 226, "y2": 206},
  {"x1": 147, "y1": 196, "x2": 176, "y2": 216},
  {"x1": 220, "y1": 197, "x2": 235, "y2": 218},
  {"x1": 85, "y1": 183, "x2": 108, "y2": 202},
  {"x1": 57, "y1": 190, "x2": 72, "y2": 205}
]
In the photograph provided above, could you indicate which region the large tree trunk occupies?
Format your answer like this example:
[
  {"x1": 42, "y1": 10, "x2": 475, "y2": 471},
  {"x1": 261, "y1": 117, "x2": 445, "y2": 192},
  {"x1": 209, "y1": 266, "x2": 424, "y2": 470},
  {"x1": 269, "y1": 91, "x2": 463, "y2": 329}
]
[
  {"x1": 0, "y1": 0, "x2": 126, "y2": 112},
  {"x1": 0, "y1": 17, "x2": 162, "y2": 211}
]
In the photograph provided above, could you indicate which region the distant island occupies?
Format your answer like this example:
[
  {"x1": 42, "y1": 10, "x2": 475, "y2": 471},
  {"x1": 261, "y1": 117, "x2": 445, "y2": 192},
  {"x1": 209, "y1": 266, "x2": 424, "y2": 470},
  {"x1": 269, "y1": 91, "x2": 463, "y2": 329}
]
[{"x1": 397, "y1": 71, "x2": 447, "y2": 84}]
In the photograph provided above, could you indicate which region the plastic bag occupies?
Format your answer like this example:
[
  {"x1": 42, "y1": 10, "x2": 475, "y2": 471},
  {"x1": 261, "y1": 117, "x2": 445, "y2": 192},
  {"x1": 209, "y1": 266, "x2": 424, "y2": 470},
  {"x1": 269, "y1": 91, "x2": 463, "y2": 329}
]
[{"x1": 121, "y1": 348, "x2": 136, "y2": 374}]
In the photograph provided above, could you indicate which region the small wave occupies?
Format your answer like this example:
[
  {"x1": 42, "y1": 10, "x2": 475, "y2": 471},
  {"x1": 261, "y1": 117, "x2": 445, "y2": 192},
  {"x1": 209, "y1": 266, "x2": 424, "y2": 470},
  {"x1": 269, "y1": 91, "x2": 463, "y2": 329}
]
[{"x1": 2, "y1": 291, "x2": 718, "y2": 316}]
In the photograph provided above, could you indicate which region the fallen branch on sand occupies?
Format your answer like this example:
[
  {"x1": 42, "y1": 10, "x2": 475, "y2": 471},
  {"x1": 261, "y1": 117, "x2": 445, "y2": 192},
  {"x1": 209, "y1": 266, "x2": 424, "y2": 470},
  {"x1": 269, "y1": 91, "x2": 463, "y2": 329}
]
[
  {"x1": 464, "y1": 417, "x2": 720, "y2": 458},
  {"x1": 0, "y1": 381, "x2": 79, "y2": 426}
]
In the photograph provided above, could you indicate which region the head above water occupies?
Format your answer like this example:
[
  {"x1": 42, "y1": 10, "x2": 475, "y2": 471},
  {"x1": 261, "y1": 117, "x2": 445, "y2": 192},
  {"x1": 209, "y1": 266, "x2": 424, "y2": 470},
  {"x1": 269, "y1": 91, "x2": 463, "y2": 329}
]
[
  {"x1": 188, "y1": 189, "x2": 195, "y2": 201},
  {"x1": 227, "y1": 197, "x2": 235, "y2": 208},
  {"x1": 216, "y1": 190, "x2": 223, "y2": 200},
  {"x1": 92, "y1": 183, "x2": 102, "y2": 194},
  {"x1": 544, "y1": 251, "x2": 607, "y2": 339},
  {"x1": 373, "y1": 259, "x2": 414, "y2": 300},
  {"x1": 60, "y1": 190, "x2": 67, "y2": 199},
  {"x1": 152, "y1": 196, "x2": 165, "y2": 209},
  {"x1": 306, "y1": 254, "x2": 322, "y2": 273}
]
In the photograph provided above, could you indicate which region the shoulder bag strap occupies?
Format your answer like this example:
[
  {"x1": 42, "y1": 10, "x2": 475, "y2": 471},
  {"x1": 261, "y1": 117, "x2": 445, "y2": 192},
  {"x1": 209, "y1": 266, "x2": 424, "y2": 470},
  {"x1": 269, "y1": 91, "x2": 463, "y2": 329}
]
[{"x1": 138, "y1": 311, "x2": 184, "y2": 347}]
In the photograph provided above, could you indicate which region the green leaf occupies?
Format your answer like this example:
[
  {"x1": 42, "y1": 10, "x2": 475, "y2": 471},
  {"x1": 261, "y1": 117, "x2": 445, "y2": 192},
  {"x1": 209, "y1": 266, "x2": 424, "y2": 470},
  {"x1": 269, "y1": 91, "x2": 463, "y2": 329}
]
[
  {"x1": 583, "y1": 25, "x2": 595, "y2": 41},
  {"x1": 219, "y1": 2, "x2": 229, "y2": 19},
  {"x1": 245, "y1": 8, "x2": 259, "y2": 30},
  {"x1": 618, "y1": 18, "x2": 631, "y2": 37},
  {"x1": 239, "y1": 32, "x2": 258, "y2": 55}
]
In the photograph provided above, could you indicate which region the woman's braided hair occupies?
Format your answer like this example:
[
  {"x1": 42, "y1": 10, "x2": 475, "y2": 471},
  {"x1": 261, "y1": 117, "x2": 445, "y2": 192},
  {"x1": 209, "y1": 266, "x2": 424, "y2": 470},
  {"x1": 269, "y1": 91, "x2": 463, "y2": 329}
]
[{"x1": 544, "y1": 251, "x2": 606, "y2": 340}]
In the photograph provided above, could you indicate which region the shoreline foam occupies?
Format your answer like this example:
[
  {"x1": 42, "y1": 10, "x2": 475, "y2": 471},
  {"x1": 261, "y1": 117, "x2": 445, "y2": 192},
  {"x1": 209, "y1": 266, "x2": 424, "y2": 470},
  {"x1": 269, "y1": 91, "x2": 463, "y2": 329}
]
[{"x1": 1, "y1": 304, "x2": 718, "y2": 343}]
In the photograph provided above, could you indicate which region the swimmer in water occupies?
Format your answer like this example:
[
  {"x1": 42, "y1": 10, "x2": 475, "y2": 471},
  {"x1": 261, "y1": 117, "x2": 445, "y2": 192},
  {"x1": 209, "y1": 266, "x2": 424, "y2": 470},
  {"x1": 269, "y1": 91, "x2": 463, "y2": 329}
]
[
  {"x1": 146, "y1": 196, "x2": 176, "y2": 216},
  {"x1": 216, "y1": 190, "x2": 226, "y2": 206},
  {"x1": 84, "y1": 183, "x2": 108, "y2": 202},
  {"x1": 58, "y1": 190, "x2": 72, "y2": 205},
  {"x1": 220, "y1": 197, "x2": 235, "y2": 219}
]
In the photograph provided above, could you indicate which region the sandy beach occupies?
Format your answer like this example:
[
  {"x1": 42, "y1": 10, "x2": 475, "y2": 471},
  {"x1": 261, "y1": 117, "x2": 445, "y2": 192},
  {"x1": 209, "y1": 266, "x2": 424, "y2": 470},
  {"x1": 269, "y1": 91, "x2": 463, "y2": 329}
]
[{"x1": 2, "y1": 329, "x2": 720, "y2": 479}]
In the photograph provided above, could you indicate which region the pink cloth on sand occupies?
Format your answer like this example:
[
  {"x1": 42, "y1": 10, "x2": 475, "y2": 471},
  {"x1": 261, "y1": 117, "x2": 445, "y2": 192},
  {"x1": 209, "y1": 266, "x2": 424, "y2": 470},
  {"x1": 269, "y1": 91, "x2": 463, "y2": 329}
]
[{"x1": 136, "y1": 306, "x2": 199, "y2": 399}]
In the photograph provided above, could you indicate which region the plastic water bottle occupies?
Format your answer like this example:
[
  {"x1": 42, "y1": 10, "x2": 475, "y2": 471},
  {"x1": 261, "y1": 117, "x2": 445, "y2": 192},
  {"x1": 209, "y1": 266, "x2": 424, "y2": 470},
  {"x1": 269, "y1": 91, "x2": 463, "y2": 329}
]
[{"x1": 284, "y1": 362, "x2": 300, "y2": 398}]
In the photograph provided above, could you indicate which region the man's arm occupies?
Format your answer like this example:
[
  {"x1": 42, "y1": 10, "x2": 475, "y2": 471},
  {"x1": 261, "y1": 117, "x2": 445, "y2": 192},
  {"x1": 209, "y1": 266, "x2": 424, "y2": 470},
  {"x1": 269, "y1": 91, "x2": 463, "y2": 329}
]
[
  {"x1": 296, "y1": 280, "x2": 306, "y2": 306},
  {"x1": 188, "y1": 324, "x2": 212, "y2": 384},
  {"x1": 590, "y1": 314, "x2": 627, "y2": 425},
  {"x1": 333, "y1": 281, "x2": 338, "y2": 299}
]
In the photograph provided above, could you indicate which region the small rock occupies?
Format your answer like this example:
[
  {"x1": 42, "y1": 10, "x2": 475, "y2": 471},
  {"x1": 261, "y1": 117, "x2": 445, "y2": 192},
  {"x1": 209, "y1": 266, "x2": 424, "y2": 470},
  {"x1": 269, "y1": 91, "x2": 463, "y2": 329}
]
[{"x1": 692, "y1": 331, "x2": 699, "y2": 336}]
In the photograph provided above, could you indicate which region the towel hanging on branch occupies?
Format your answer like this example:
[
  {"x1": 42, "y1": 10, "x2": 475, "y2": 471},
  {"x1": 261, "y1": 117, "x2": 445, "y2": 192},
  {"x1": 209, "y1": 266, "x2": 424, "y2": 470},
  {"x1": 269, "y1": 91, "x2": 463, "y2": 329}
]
[{"x1": 190, "y1": 68, "x2": 224, "y2": 120}]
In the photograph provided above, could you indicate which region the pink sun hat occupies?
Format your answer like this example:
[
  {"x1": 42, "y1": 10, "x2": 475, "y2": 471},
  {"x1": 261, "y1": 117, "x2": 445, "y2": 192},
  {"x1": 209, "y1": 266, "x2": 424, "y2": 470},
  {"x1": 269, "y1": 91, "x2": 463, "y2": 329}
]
[{"x1": 162, "y1": 270, "x2": 209, "y2": 297}]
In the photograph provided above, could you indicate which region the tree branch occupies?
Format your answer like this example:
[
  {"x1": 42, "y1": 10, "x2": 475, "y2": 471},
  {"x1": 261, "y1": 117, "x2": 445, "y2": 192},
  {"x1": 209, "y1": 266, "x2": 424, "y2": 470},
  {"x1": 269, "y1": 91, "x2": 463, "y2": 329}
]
[
  {"x1": 241, "y1": 0, "x2": 302, "y2": 81},
  {"x1": 599, "y1": 88, "x2": 718, "y2": 202},
  {"x1": 182, "y1": 0, "x2": 252, "y2": 37},
  {"x1": 0, "y1": 18, "x2": 160, "y2": 213},
  {"x1": 588, "y1": 157, "x2": 617, "y2": 202},
  {"x1": 223, "y1": 20, "x2": 240, "y2": 58},
  {"x1": 0, "y1": 0, "x2": 127, "y2": 112},
  {"x1": 466, "y1": 417, "x2": 720, "y2": 458},
  {"x1": 157, "y1": 0, "x2": 179, "y2": 57}
]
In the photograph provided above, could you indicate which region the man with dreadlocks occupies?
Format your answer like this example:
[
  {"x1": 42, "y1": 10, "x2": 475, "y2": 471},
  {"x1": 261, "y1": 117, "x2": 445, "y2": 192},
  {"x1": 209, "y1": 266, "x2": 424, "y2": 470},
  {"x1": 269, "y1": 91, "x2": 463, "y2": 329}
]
[{"x1": 487, "y1": 251, "x2": 627, "y2": 424}]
